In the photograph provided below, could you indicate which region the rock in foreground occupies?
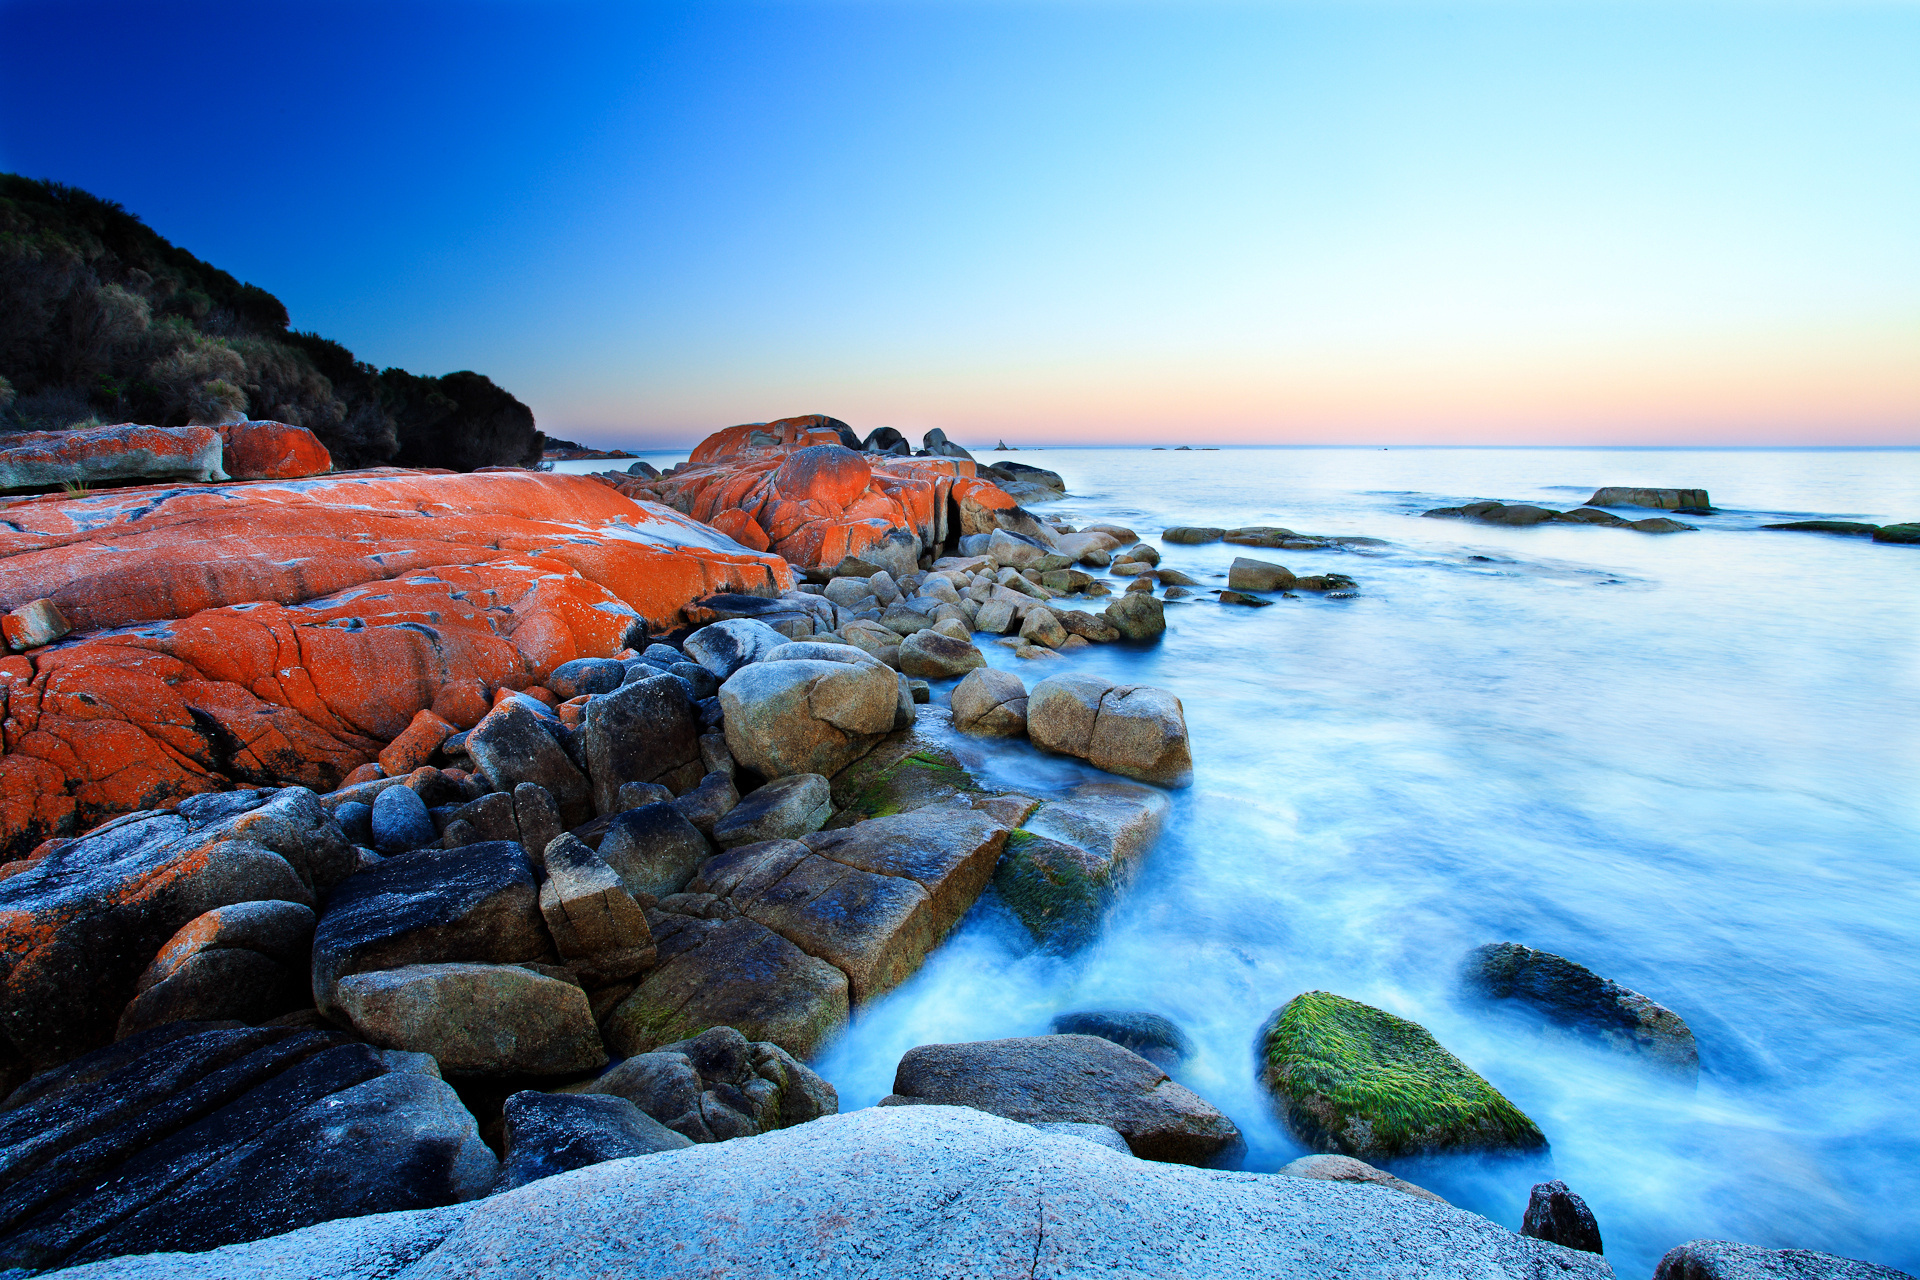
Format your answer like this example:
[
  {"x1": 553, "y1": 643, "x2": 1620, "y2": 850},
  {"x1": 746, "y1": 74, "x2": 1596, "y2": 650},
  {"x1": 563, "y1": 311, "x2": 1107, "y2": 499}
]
[
  {"x1": 43, "y1": 1107, "x2": 1617, "y2": 1280},
  {"x1": 1653, "y1": 1240, "x2": 1910, "y2": 1280},
  {"x1": 882, "y1": 1033, "x2": 1240, "y2": 1165},
  {"x1": 1258, "y1": 991, "x2": 1547, "y2": 1161}
]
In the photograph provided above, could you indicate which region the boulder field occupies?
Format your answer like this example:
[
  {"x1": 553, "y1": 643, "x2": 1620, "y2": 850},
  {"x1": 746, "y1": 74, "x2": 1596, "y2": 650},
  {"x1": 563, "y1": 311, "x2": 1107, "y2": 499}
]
[{"x1": 0, "y1": 467, "x2": 790, "y2": 859}]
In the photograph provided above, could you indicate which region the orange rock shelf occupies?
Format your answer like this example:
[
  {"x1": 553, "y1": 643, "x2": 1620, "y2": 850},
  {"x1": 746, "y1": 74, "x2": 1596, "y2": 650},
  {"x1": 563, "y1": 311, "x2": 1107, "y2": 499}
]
[
  {"x1": 604, "y1": 415, "x2": 1020, "y2": 570},
  {"x1": 0, "y1": 469, "x2": 789, "y2": 858}
]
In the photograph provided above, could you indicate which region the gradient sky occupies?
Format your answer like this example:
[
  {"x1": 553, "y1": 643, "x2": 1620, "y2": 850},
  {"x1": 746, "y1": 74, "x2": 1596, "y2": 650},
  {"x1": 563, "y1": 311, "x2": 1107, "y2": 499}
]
[{"x1": 3, "y1": 0, "x2": 1916, "y2": 447}]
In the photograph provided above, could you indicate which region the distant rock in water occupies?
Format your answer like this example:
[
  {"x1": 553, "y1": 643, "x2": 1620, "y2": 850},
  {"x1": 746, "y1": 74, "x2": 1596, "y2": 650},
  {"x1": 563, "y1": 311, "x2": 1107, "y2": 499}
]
[
  {"x1": 1761, "y1": 520, "x2": 1880, "y2": 537},
  {"x1": 1872, "y1": 523, "x2": 1920, "y2": 544},
  {"x1": 1256, "y1": 990, "x2": 1547, "y2": 1160},
  {"x1": 1424, "y1": 500, "x2": 1695, "y2": 533},
  {"x1": 1462, "y1": 941, "x2": 1699, "y2": 1081},
  {"x1": 1587, "y1": 486, "x2": 1712, "y2": 512}
]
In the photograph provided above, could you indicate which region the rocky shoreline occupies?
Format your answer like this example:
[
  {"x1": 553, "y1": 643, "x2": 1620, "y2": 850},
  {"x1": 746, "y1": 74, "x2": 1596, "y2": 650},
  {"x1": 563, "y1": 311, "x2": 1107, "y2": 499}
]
[{"x1": 0, "y1": 417, "x2": 1906, "y2": 1278}]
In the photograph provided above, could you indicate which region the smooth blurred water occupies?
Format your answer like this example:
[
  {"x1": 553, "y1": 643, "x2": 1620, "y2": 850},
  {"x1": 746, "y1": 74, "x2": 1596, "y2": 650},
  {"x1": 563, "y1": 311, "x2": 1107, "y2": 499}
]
[{"x1": 782, "y1": 447, "x2": 1919, "y2": 1280}]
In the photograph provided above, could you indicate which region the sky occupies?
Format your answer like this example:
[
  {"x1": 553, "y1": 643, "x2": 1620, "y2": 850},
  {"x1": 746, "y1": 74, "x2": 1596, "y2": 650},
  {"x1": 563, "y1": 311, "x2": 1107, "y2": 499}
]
[{"x1": 2, "y1": 0, "x2": 1916, "y2": 448}]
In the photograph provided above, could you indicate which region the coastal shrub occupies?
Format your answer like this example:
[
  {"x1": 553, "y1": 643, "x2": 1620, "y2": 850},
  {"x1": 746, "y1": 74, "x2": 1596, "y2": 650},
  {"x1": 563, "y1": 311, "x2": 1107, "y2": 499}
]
[{"x1": 0, "y1": 173, "x2": 536, "y2": 468}]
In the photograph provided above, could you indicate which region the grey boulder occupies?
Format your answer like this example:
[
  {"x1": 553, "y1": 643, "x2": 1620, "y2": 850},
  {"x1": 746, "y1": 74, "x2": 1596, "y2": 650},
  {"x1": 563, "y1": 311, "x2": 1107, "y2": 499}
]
[
  {"x1": 1048, "y1": 1010, "x2": 1191, "y2": 1070},
  {"x1": 719, "y1": 657, "x2": 899, "y2": 779},
  {"x1": 1026, "y1": 673, "x2": 1192, "y2": 787},
  {"x1": 882, "y1": 1033, "x2": 1240, "y2": 1165},
  {"x1": 310, "y1": 841, "x2": 549, "y2": 1019},
  {"x1": 579, "y1": 673, "x2": 703, "y2": 814},
  {"x1": 683, "y1": 618, "x2": 787, "y2": 679},
  {"x1": 577, "y1": 1024, "x2": 836, "y2": 1143},
  {"x1": 950, "y1": 666, "x2": 1028, "y2": 737},
  {"x1": 334, "y1": 962, "x2": 607, "y2": 1077},
  {"x1": 370, "y1": 785, "x2": 437, "y2": 854},
  {"x1": 465, "y1": 702, "x2": 593, "y2": 827},
  {"x1": 492, "y1": 1090, "x2": 690, "y2": 1193},
  {"x1": 1522, "y1": 1180, "x2": 1603, "y2": 1254},
  {"x1": 117, "y1": 900, "x2": 316, "y2": 1038},
  {"x1": 595, "y1": 803, "x2": 711, "y2": 899},
  {"x1": 711, "y1": 775, "x2": 832, "y2": 848}
]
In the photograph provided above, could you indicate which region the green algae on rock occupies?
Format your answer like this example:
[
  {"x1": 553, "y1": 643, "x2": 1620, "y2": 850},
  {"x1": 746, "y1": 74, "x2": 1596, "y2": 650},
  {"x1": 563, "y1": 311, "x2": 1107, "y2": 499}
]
[
  {"x1": 826, "y1": 708, "x2": 984, "y2": 824},
  {"x1": 1257, "y1": 991, "x2": 1547, "y2": 1160}
]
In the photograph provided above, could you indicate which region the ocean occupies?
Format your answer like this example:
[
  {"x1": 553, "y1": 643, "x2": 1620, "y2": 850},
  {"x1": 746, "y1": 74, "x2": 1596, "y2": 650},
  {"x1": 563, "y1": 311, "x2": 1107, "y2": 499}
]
[{"x1": 560, "y1": 446, "x2": 1920, "y2": 1279}]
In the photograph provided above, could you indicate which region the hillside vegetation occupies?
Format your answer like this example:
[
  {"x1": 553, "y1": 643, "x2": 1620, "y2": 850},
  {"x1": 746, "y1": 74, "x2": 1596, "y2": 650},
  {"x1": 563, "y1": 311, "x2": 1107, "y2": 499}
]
[{"x1": 0, "y1": 174, "x2": 542, "y2": 470}]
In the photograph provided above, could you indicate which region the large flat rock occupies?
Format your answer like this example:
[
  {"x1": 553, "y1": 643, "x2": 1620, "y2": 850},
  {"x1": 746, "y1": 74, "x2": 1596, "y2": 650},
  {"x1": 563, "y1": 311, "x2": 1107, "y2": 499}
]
[{"x1": 44, "y1": 1105, "x2": 1617, "y2": 1279}]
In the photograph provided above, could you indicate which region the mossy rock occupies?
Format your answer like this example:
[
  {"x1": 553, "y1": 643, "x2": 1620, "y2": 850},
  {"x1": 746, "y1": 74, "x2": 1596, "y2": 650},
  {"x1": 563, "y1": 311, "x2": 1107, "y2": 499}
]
[
  {"x1": 1871, "y1": 523, "x2": 1920, "y2": 545},
  {"x1": 991, "y1": 828, "x2": 1117, "y2": 951},
  {"x1": 827, "y1": 707, "x2": 983, "y2": 824},
  {"x1": 1258, "y1": 991, "x2": 1547, "y2": 1160}
]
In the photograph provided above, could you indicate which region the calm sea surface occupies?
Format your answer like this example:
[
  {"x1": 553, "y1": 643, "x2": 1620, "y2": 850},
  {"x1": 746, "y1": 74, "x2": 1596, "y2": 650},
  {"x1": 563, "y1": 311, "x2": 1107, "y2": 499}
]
[{"x1": 563, "y1": 447, "x2": 1920, "y2": 1279}]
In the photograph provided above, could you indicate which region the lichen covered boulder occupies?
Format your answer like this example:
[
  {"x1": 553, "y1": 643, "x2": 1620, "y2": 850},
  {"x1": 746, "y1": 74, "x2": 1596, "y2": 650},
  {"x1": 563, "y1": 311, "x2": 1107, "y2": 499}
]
[
  {"x1": 0, "y1": 423, "x2": 226, "y2": 489},
  {"x1": 1257, "y1": 991, "x2": 1547, "y2": 1160},
  {"x1": 0, "y1": 469, "x2": 789, "y2": 858}
]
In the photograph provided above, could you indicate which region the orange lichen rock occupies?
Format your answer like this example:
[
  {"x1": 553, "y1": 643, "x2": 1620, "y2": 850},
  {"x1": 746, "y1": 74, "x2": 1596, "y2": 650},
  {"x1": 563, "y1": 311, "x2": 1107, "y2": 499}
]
[
  {"x1": 219, "y1": 420, "x2": 332, "y2": 480},
  {"x1": 604, "y1": 420, "x2": 1027, "y2": 571},
  {"x1": 0, "y1": 470, "x2": 788, "y2": 857}
]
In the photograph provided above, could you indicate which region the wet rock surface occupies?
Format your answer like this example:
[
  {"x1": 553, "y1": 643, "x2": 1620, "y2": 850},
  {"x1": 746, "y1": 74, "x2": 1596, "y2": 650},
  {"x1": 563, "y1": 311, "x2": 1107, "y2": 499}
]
[
  {"x1": 882, "y1": 1034, "x2": 1242, "y2": 1165},
  {"x1": 1463, "y1": 942, "x2": 1699, "y2": 1080}
]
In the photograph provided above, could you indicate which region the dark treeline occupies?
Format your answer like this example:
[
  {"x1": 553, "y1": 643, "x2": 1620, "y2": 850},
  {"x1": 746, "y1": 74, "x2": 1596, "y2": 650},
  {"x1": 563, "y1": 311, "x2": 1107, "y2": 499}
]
[{"x1": 0, "y1": 175, "x2": 542, "y2": 470}]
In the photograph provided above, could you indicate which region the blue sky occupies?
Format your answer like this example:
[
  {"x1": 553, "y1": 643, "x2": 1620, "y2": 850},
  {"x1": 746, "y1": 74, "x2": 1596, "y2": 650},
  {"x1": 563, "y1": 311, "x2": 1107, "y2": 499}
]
[{"x1": 3, "y1": 0, "x2": 1915, "y2": 446}]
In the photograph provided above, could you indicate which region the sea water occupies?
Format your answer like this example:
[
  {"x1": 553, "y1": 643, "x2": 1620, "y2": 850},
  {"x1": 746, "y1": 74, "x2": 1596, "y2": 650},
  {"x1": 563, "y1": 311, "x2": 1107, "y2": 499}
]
[{"x1": 565, "y1": 447, "x2": 1920, "y2": 1278}]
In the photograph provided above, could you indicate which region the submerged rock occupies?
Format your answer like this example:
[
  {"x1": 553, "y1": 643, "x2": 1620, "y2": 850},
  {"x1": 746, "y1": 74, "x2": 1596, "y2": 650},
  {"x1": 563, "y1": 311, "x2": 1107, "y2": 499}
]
[
  {"x1": 1049, "y1": 1010, "x2": 1192, "y2": 1070},
  {"x1": 883, "y1": 1034, "x2": 1240, "y2": 1165},
  {"x1": 1761, "y1": 521, "x2": 1880, "y2": 537},
  {"x1": 1522, "y1": 1180, "x2": 1603, "y2": 1255},
  {"x1": 993, "y1": 783, "x2": 1169, "y2": 950},
  {"x1": 1462, "y1": 942, "x2": 1698, "y2": 1081},
  {"x1": 1257, "y1": 991, "x2": 1547, "y2": 1160}
]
